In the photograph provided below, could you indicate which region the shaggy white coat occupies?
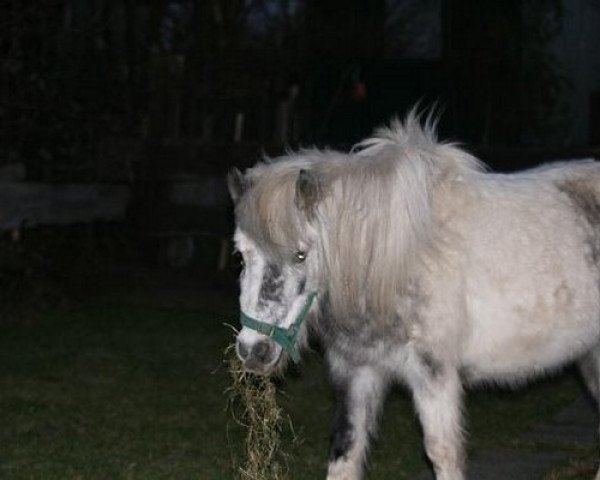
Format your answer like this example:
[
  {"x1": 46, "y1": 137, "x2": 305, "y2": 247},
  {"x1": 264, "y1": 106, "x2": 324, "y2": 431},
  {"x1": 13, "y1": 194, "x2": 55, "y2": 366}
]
[{"x1": 230, "y1": 112, "x2": 600, "y2": 480}]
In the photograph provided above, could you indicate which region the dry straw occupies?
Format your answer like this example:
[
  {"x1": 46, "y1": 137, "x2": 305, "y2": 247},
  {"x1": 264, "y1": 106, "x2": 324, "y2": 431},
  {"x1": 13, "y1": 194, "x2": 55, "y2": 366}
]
[{"x1": 226, "y1": 345, "x2": 295, "y2": 480}]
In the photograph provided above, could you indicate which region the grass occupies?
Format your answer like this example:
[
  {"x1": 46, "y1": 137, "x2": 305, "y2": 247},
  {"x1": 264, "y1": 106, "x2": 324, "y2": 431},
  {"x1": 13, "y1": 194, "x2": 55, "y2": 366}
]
[
  {"x1": 0, "y1": 284, "x2": 586, "y2": 479},
  {"x1": 0, "y1": 303, "x2": 237, "y2": 480},
  {"x1": 545, "y1": 456, "x2": 599, "y2": 480}
]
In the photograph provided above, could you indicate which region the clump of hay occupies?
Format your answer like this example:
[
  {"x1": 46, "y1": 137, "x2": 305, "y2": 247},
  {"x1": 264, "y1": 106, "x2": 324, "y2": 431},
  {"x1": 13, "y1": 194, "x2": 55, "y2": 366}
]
[{"x1": 226, "y1": 345, "x2": 294, "y2": 480}]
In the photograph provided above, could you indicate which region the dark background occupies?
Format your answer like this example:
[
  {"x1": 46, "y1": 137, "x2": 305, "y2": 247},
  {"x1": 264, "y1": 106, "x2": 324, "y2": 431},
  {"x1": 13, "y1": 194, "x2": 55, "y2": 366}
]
[{"x1": 1, "y1": 0, "x2": 600, "y2": 273}]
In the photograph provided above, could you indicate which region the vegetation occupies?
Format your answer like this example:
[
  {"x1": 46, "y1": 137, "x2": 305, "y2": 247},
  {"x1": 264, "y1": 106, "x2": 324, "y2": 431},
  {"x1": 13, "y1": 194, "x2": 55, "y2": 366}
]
[
  {"x1": 0, "y1": 279, "x2": 584, "y2": 479},
  {"x1": 0, "y1": 1, "x2": 569, "y2": 184},
  {"x1": 227, "y1": 348, "x2": 292, "y2": 480}
]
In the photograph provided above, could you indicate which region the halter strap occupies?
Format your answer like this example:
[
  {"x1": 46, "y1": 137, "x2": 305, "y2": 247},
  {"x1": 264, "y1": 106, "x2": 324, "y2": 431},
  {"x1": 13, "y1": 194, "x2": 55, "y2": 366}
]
[{"x1": 239, "y1": 291, "x2": 318, "y2": 363}]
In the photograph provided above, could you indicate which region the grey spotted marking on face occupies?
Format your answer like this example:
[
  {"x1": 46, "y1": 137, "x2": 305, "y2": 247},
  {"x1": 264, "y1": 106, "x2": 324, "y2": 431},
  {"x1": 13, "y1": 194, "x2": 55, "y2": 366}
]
[
  {"x1": 259, "y1": 263, "x2": 284, "y2": 304},
  {"x1": 297, "y1": 276, "x2": 307, "y2": 295}
]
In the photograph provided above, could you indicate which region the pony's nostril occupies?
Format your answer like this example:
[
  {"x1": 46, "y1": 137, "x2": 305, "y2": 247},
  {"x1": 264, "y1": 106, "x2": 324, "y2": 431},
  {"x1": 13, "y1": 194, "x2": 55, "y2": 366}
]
[
  {"x1": 252, "y1": 341, "x2": 272, "y2": 363},
  {"x1": 237, "y1": 341, "x2": 250, "y2": 360}
]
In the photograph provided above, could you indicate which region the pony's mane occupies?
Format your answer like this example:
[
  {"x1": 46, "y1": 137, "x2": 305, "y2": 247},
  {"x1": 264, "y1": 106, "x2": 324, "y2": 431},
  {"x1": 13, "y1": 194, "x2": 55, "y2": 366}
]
[
  {"x1": 234, "y1": 151, "x2": 343, "y2": 259},
  {"x1": 235, "y1": 111, "x2": 484, "y2": 323}
]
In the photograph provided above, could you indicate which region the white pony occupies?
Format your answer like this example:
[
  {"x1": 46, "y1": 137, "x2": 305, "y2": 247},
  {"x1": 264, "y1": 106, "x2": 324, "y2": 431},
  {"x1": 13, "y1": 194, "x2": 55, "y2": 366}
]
[{"x1": 228, "y1": 111, "x2": 600, "y2": 480}]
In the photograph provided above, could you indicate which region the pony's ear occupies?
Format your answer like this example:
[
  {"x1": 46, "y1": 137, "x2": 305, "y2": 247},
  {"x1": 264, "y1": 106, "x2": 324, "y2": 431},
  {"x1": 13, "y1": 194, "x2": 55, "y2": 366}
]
[
  {"x1": 295, "y1": 169, "x2": 321, "y2": 215},
  {"x1": 227, "y1": 167, "x2": 246, "y2": 203}
]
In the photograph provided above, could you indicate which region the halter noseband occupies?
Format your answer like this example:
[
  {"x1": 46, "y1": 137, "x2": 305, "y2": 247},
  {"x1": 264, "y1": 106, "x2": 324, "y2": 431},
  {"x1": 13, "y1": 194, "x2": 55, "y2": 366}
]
[{"x1": 239, "y1": 291, "x2": 318, "y2": 363}]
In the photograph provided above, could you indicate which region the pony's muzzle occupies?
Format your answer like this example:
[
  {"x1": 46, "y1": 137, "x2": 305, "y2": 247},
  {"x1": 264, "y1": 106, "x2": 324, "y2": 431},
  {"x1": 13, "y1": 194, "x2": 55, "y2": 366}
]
[{"x1": 236, "y1": 337, "x2": 279, "y2": 374}]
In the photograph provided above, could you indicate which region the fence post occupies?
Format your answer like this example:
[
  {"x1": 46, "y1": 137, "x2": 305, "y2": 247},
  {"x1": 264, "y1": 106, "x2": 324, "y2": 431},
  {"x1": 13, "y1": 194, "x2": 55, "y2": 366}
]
[
  {"x1": 234, "y1": 112, "x2": 245, "y2": 143},
  {"x1": 274, "y1": 101, "x2": 289, "y2": 145},
  {"x1": 201, "y1": 114, "x2": 214, "y2": 143}
]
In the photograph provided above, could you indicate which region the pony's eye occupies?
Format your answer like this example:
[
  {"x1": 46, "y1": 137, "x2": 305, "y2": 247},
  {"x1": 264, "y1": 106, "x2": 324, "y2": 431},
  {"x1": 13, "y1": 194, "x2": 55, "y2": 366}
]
[{"x1": 294, "y1": 251, "x2": 307, "y2": 264}]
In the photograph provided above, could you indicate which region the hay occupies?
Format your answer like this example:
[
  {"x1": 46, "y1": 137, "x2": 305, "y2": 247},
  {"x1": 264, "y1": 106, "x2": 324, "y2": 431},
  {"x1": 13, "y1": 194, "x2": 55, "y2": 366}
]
[{"x1": 226, "y1": 345, "x2": 294, "y2": 480}]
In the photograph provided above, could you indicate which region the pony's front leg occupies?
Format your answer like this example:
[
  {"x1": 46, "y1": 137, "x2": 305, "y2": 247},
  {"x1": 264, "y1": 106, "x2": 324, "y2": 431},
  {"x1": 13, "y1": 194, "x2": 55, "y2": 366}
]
[
  {"x1": 326, "y1": 364, "x2": 387, "y2": 480},
  {"x1": 411, "y1": 366, "x2": 465, "y2": 480}
]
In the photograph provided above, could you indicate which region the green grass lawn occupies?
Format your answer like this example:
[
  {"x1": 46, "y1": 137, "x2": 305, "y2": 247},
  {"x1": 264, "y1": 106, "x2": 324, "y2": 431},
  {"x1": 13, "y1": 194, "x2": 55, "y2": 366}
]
[{"x1": 0, "y1": 286, "x2": 584, "y2": 479}]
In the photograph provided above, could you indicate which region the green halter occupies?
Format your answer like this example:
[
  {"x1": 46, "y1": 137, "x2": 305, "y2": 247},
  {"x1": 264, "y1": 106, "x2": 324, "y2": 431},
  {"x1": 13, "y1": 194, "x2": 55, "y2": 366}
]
[{"x1": 239, "y1": 291, "x2": 318, "y2": 363}]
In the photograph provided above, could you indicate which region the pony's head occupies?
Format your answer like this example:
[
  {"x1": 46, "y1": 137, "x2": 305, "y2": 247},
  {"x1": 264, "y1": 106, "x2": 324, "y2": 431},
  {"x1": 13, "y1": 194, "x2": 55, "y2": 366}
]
[
  {"x1": 227, "y1": 111, "x2": 484, "y2": 375},
  {"x1": 228, "y1": 163, "x2": 323, "y2": 375}
]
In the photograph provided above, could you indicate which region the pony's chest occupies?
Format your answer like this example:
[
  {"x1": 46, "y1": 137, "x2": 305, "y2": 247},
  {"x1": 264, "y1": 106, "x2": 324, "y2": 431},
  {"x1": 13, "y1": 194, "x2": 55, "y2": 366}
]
[{"x1": 318, "y1": 314, "x2": 410, "y2": 365}]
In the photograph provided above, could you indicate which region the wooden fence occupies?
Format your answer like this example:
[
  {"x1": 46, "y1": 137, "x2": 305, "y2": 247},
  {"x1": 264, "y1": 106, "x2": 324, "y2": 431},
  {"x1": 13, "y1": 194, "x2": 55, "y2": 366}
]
[{"x1": 0, "y1": 182, "x2": 130, "y2": 232}]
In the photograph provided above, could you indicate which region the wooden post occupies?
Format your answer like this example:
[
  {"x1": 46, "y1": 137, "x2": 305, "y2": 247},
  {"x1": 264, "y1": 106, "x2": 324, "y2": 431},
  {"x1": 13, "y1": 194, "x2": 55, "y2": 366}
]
[
  {"x1": 234, "y1": 112, "x2": 245, "y2": 143},
  {"x1": 289, "y1": 84, "x2": 300, "y2": 143},
  {"x1": 168, "y1": 55, "x2": 185, "y2": 140},
  {"x1": 275, "y1": 101, "x2": 289, "y2": 145},
  {"x1": 202, "y1": 114, "x2": 214, "y2": 143},
  {"x1": 218, "y1": 237, "x2": 229, "y2": 271}
]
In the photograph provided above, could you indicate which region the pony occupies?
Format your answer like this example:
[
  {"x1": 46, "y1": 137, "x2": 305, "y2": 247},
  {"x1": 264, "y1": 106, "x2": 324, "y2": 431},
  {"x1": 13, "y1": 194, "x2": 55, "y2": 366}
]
[{"x1": 227, "y1": 111, "x2": 600, "y2": 480}]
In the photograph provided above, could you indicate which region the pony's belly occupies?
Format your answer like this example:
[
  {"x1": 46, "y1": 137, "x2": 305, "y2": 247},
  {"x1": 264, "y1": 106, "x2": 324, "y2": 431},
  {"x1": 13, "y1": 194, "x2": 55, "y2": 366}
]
[
  {"x1": 461, "y1": 313, "x2": 600, "y2": 384},
  {"x1": 460, "y1": 230, "x2": 600, "y2": 383}
]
